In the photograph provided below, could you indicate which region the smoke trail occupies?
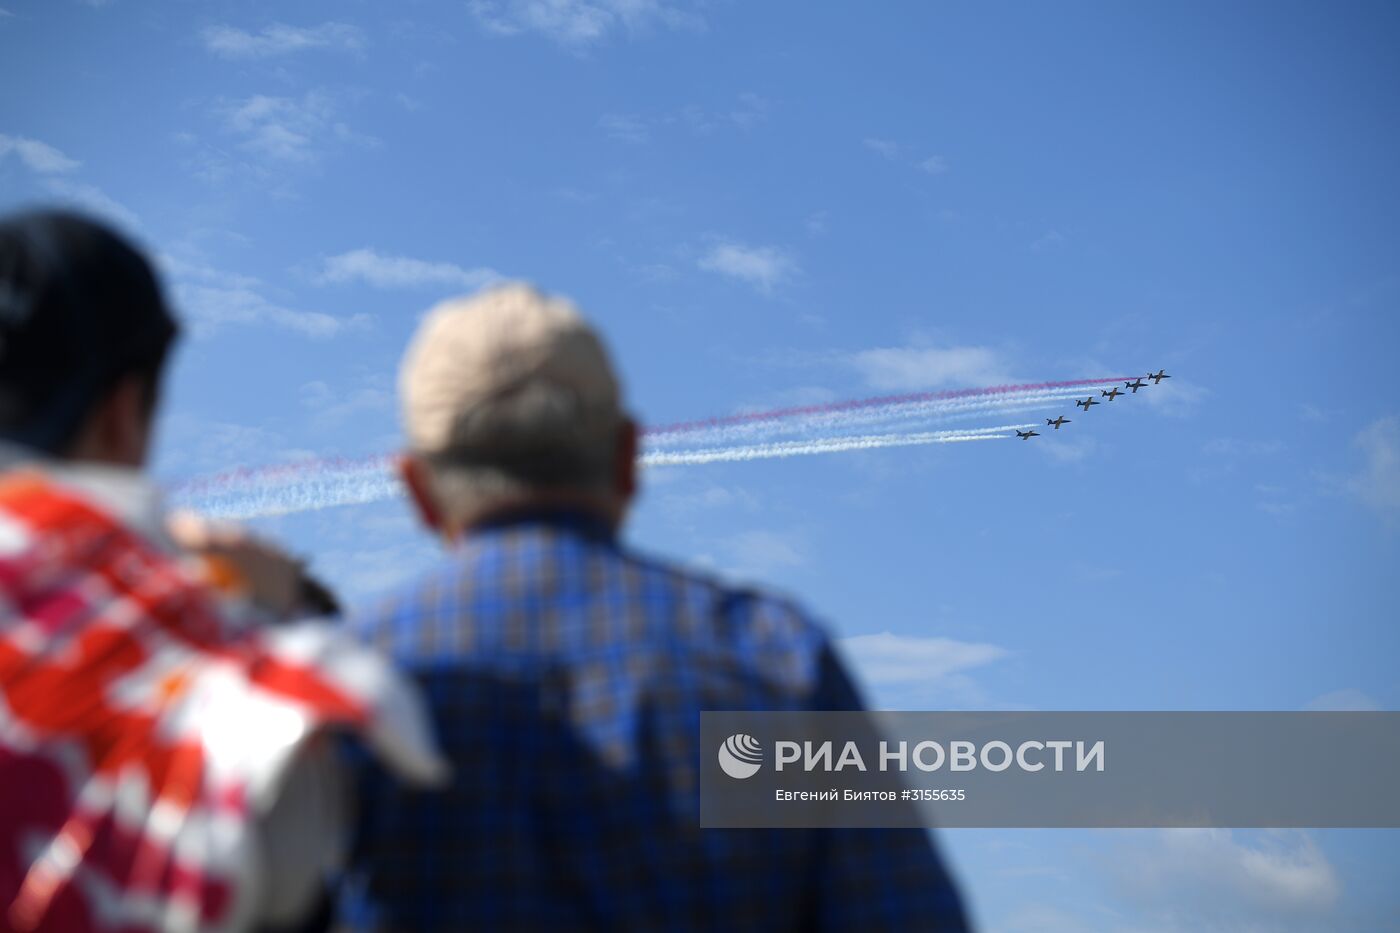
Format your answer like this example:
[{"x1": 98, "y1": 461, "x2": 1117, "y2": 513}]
[
  {"x1": 643, "y1": 387, "x2": 1096, "y2": 448},
  {"x1": 180, "y1": 425, "x2": 1034, "y2": 519},
  {"x1": 171, "y1": 376, "x2": 1130, "y2": 519},
  {"x1": 645, "y1": 376, "x2": 1133, "y2": 438},
  {"x1": 644, "y1": 424, "x2": 1030, "y2": 466}
]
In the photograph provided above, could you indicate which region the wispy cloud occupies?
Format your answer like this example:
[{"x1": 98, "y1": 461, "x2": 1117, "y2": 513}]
[
  {"x1": 1, "y1": 133, "x2": 140, "y2": 230},
  {"x1": 1107, "y1": 830, "x2": 1340, "y2": 929},
  {"x1": 599, "y1": 94, "x2": 770, "y2": 143},
  {"x1": 219, "y1": 92, "x2": 370, "y2": 165},
  {"x1": 1305, "y1": 688, "x2": 1382, "y2": 711},
  {"x1": 0, "y1": 133, "x2": 81, "y2": 173},
  {"x1": 43, "y1": 179, "x2": 142, "y2": 231},
  {"x1": 301, "y1": 375, "x2": 394, "y2": 430},
  {"x1": 598, "y1": 113, "x2": 649, "y2": 143},
  {"x1": 697, "y1": 241, "x2": 797, "y2": 294},
  {"x1": 162, "y1": 256, "x2": 368, "y2": 338},
  {"x1": 840, "y1": 632, "x2": 1007, "y2": 685},
  {"x1": 316, "y1": 248, "x2": 499, "y2": 290},
  {"x1": 468, "y1": 0, "x2": 704, "y2": 47},
  {"x1": 838, "y1": 631, "x2": 1009, "y2": 709},
  {"x1": 1349, "y1": 414, "x2": 1400, "y2": 518},
  {"x1": 919, "y1": 155, "x2": 949, "y2": 175},
  {"x1": 724, "y1": 529, "x2": 805, "y2": 575},
  {"x1": 202, "y1": 22, "x2": 365, "y2": 60},
  {"x1": 850, "y1": 345, "x2": 1011, "y2": 391},
  {"x1": 1138, "y1": 378, "x2": 1208, "y2": 418},
  {"x1": 864, "y1": 137, "x2": 950, "y2": 175},
  {"x1": 863, "y1": 137, "x2": 901, "y2": 160}
]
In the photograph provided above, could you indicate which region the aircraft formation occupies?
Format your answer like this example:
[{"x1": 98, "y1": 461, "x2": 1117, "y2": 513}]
[{"x1": 1015, "y1": 370, "x2": 1170, "y2": 440}]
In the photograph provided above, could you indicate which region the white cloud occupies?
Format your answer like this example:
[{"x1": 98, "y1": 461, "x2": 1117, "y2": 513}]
[
  {"x1": 219, "y1": 92, "x2": 370, "y2": 165},
  {"x1": 0, "y1": 134, "x2": 139, "y2": 230},
  {"x1": 697, "y1": 241, "x2": 797, "y2": 294},
  {"x1": 468, "y1": 0, "x2": 703, "y2": 47},
  {"x1": 42, "y1": 179, "x2": 141, "y2": 231},
  {"x1": 839, "y1": 632, "x2": 1007, "y2": 686},
  {"x1": 725, "y1": 529, "x2": 804, "y2": 574},
  {"x1": 599, "y1": 95, "x2": 771, "y2": 144},
  {"x1": 316, "y1": 248, "x2": 499, "y2": 291},
  {"x1": 1137, "y1": 378, "x2": 1208, "y2": 418},
  {"x1": 920, "y1": 155, "x2": 949, "y2": 175},
  {"x1": 0, "y1": 8, "x2": 14, "y2": 19},
  {"x1": 162, "y1": 256, "x2": 367, "y2": 339},
  {"x1": 178, "y1": 283, "x2": 360, "y2": 338},
  {"x1": 598, "y1": 113, "x2": 648, "y2": 143},
  {"x1": 0, "y1": 133, "x2": 80, "y2": 173},
  {"x1": 300, "y1": 376, "x2": 393, "y2": 430},
  {"x1": 1107, "y1": 830, "x2": 1340, "y2": 930},
  {"x1": 1349, "y1": 415, "x2": 1400, "y2": 517},
  {"x1": 863, "y1": 137, "x2": 901, "y2": 159},
  {"x1": 202, "y1": 22, "x2": 365, "y2": 59},
  {"x1": 850, "y1": 345, "x2": 1010, "y2": 391},
  {"x1": 155, "y1": 414, "x2": 295, "y2": 476},
  {"x1": 864, "y1": 138, "x2": 952, "y2": 177},
  {"x1": 1039, "y1": 433, "x2": 1099, "y2": 465},
  {"x1": 726, "y1": 91, "x2": 769, "y2": 129},
  {"x1": 1305, "y1": 688, "x2": 1382, "y2": 711}
]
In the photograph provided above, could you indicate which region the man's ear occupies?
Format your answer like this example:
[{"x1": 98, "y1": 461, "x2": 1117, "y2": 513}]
[
  {"x1": 613, "y1": 417, "x2": 638, "y2": 507},
  {"x1": 398, "y1": 455, "x2": 444, "y2": 534}
]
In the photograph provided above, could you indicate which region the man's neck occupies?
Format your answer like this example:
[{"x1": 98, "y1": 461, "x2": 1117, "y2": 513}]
[{"x1": 451, "y1": 492, "x2": 621, "y2": 542}]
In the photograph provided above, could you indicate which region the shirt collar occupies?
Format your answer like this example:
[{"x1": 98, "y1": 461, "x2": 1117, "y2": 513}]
[
  {"x1": 467, "y1": 504, "x2": 617, "y2": 542},
  {"x1": 0, "y1": 442, "x2": 179, "y2": 553}
]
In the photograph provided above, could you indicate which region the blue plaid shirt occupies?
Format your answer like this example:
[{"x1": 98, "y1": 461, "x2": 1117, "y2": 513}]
[{"x1": 337, "y1": 508, "x2": 969, "y2": 932}]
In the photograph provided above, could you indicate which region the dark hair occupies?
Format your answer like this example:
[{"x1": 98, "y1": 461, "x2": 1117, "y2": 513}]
[{"x1": 0, "y1": 209, "x2": 179, "y2": 454}]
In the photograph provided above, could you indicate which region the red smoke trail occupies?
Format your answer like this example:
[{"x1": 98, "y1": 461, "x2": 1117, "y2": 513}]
[{"x1": 642, "y1": 376, "x2": 1137, "y2": 437}]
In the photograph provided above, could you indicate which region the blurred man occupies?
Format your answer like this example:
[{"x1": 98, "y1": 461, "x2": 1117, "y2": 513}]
[
  {"x1": 0, "y1": 210, "x2": 446, "y2": 932},
  {"x1": 340, "y1": 283, "x2": 969, "y2": 931}
]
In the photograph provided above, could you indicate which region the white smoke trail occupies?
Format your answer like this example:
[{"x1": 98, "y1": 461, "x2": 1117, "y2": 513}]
[
  {"x1": 644, "y1": 424, "x2": 1031, "y2": 466},
  {"x1": 180, "y1": 424, "x2": 1037, "y2": 520},
  {"x1": 174, "y1": 378, "x2": 1127, "y2": 519},
  {"x1": 644, "y1": 387, "x2": 1102, "y2": 448}
]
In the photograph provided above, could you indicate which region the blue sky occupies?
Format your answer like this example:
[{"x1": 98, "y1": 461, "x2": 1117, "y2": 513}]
[{"x1": 3, "y1": 1, "x2": 1398, "y2": 929}]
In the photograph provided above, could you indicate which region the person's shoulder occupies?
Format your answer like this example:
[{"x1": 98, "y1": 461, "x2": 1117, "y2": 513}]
[
  {"x1": 343, "y1": 549, "x2": 476, "y2": 656},
  {"x1": 619, "y1": 543, "x2": 834, "y2": 655}
]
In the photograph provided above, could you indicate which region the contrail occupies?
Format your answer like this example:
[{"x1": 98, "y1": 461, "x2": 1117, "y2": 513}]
[
  {"x1": 644, "y1": 387, "x2": 1101, "y2": 448},
  {"x1": 171, "y1": 376, "x2": 1132, "y2": 520},
  {"x1": 180, "y1": 425, "x2": 1034, "y2": 520},
  {"x1": 645, "y1": 376, "x2": 1134, "y2": 438},
  {"x1": 645, "y1": 424, "x2": 1030, "y2": 466}
]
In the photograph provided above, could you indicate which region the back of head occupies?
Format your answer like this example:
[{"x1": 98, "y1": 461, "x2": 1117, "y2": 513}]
[
  {"x1": 400, "y1": 282, "x2": 625, "y2": 526},
  {"x1": 0, "y1": 209, "x2": 178, "y2": 457}
]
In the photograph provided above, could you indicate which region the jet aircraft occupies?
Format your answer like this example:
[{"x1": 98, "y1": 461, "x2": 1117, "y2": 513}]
[
  {"x1": 1075, "y1": 396, "x2": 1099, "y2": 410},
  {"x1": 1016, "y1": 429, "x2": 1039, "y2": 440},
  {"x1": 1046, "y1": 416, "x2": 1070, "y2": 430},
  {"x1": 1126, "y1": 379, "x2": 1147, "y2": 393},
  {"x1": 1101, "y1": 386, "x2": 1123, "y2": 401},
  {"x1": 1148, "y1": 369, "x2": 1170, "y2": 384}
]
